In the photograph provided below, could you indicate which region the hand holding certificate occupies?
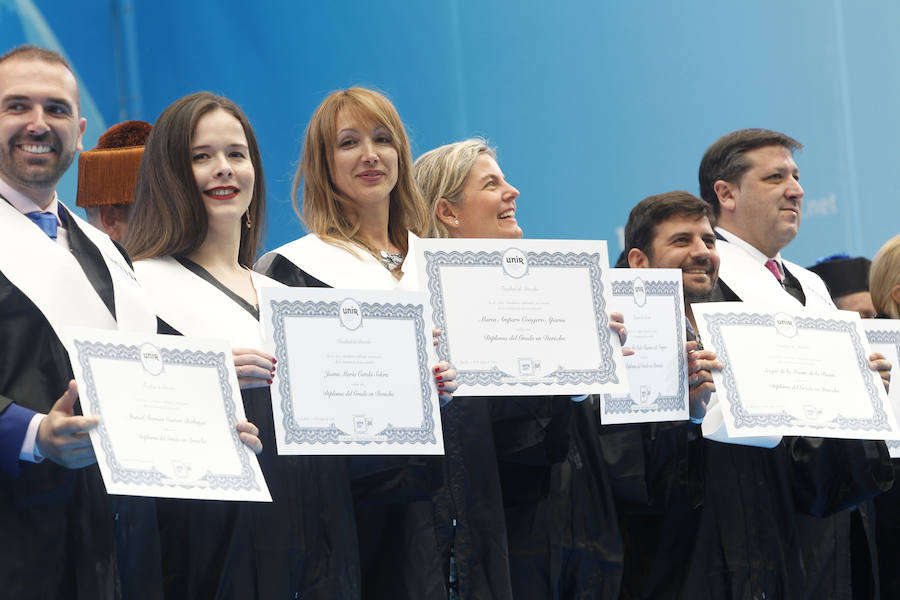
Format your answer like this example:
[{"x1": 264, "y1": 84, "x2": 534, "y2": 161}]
[
  {"x1": 261, "y1": 287, "x2": 444, "y2": 455},
  {"x1": 63, "y1": 327, "x2": 271, "y2": 502},
  {"x1": 864, "y1": 319, "x2": 900, "y2": 457},
  {"x1": 413, "y1": 238, "x2": 628, "y2": 396},
  {"x1": 601, "y1": 268, "x2": 689, "y2": 423},
  {"x1": 693, "y1": 303, "x2": 900, "y2": 439}
]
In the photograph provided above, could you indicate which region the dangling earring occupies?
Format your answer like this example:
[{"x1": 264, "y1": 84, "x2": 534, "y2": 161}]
[
  {"x1": 245, "y1": 211, "x2": 252, "y2": 229},
  {"x1": 454, "y1": 219, "x2": 459, "y2": 225}
]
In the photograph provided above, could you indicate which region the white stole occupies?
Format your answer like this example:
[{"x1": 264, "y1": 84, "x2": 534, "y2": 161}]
[
  {"x1": 255, "y1": 232, "x2": 418, "y2": 291},
  {"x1": 702, "y1": 239, "x2": 835, "y2": 447},
  {"x1": 134, "y1": 256, "x2": 283, "y2": 349},
  {"x1": 0, "y1": 199, "x2": 155, "y2": 346},
  {"x1": 715, "y1": 240, "x2": 835, "y2": 310}
]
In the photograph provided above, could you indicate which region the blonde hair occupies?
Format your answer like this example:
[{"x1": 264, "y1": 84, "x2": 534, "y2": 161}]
[
  {"x1": 293, "y1": 87, "x2": 427, "y2": 265},
  {"x1": 870, "y1": 234, "x2": 900, "y2": 318},
  {"x1": 414, "y1": 139, "x2": 496, "y2": 238}
]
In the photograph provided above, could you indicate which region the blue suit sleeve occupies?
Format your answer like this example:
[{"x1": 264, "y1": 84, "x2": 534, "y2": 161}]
[{"x1": 0, "y1": 402, "x2": 37, "y2": 477}]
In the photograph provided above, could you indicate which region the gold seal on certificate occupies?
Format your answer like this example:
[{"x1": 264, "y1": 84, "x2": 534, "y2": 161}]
[
  {"x1": 413, "y1": 238, "x2": 629, "y2": 396},
  {"x1": 63, "y1": 327, "x2": 272, "y2": 502}
]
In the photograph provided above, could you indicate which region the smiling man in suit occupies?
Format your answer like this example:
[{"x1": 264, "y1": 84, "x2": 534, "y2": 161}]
[
  {"x1": 684, "y1": 128, "x2": 893, "y2": 599},
  {"x1": 0, "y1": 45, "x2": 162, "y2": 600}
]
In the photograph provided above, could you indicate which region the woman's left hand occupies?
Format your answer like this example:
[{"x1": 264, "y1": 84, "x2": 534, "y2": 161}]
[
  {"x1": 434, "y1": 360, "x2": 458, "y2": 406},
  {"x1": 233, "y1": 347, "x2": 276, "y2": 390},
  {"x1": 609, "y1": 311, "x2": 634, "y2": 356},
  {"x1": 236, "y1": 420, "x2": 263, "y2": 454},
  {"x1": 869, "y1": 352, "x2": 891, "y2": 393}
]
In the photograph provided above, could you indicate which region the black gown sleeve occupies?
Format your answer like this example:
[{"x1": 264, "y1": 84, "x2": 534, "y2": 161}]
[
  {"x1": 787, "y1": 436, "x2": 893, "y2": 517},
  {"x1": 600, "y1": 420, "x2": 703, "y2": 510}
]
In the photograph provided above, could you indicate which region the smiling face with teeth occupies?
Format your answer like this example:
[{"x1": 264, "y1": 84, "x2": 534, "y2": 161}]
[
  {"x1": 0, "y1": 56, "x2": 85, "y2": 205},
  {"x1": 190, "y1": 108, "x2": 255, "y2": 230},
  {"x1": 448, "y1": 154, "x2": 521, "y2": 239},
  {"x1": 631, "y1": 214, "x2": 720, "y2": 301}
]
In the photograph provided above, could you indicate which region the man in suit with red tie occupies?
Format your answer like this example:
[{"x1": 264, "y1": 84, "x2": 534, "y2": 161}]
[
  {"x1": 0, "y1": 45, "x2": 162, "y2": 600},
  {"x1": 682, "y1": 128, "x2": 892, "y2": 599}
]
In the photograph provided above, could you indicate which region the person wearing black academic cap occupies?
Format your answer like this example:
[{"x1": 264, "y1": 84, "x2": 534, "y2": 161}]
[{"x1": 809, "y1": 254, "x2": 877, "y2": 319}]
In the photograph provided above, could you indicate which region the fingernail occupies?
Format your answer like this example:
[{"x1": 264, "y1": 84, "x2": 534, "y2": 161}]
[
  {"x1": 267, "y1": 379, "x2": 273, "y2": 384},
  {"x1": 272, "y1": 358, "x2": 277, "y2": 364},
  {"x1": 434, "y1": 366, "x2": 440, "y2": 373},
  {"x1": 438, "y1": 382, "x2": 445, "y2": 388},
  {"x1": 435, "y1": 375, "x2": 443, "y2": 381}
]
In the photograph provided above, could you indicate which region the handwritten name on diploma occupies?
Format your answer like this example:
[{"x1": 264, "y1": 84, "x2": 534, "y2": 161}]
[
  {"x1": 323, "y1": 369, "x2": 390, "y2": 378},
  {"x1": 479, "y1": 315, "x2": 568, "y2": 326},
  {"x1": 481, "y1": 314, "x2": 569, "y2": 344}
]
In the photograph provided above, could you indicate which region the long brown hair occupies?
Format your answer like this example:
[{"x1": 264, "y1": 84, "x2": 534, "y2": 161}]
[
  {"x1": 293, "y1": 87, "x2": 427, "y2": 260},
  {"x1": 125, "y1": 92, "x2": 266, "y2": 267}
]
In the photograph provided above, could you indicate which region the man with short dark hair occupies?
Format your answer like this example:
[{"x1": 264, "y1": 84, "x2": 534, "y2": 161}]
[
  {"x1": 0, "y1": 45, "x2": 162, "y2": 599},
  {"x1": 625, "y1": 192, "x2": 717, "y2": 323},
  {"x1": 604, "y1": 190, "x2": 722, "y2": 598},
  {"x1": 686, "y1": 128, "x2": 892, "y2": 599}
]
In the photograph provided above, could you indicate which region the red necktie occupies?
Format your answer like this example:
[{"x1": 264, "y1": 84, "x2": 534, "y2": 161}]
[{"x1": 764, "y1": 259, "x2": 783, "y2": 282}]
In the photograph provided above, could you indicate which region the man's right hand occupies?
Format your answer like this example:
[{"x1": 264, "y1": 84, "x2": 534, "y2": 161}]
[
  {"x1": 35, "y1": 380, "x2": 99, "y2": 468},
  {"x1": 687, "y1": 341, "x2": 722, "y2": 421}
]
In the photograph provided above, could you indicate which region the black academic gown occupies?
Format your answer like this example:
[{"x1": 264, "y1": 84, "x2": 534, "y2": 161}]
[
  {"x1": 600, "y1": 419, "x2": 703, "y2": 600},
  {"x1": 870, "y1": 317, "x2": 900, "y2": 599},
  {"x1": 677, "y1": 277, "x2": 893, "y2": 600},
  {"x1": 501, "y1": 397, "x2": 624, "y2": 600},
  {"x1": 432, "y1": 397, "x2": 515, "y2": 600},
  {"x1": 433, "y1": 392, "x2": 590, "y2": 600},
  {"x1": 0, "y1": 212, "x2": 162, "y2": 600},
  {"x1": 259, "y1": 252, "x2": 445, "y2": 599},
  {"x1": 151, "y1": 257, "x2": 361, "y2": 600},
  {"x1": 875, "y1": 460, "x2": 900, "y2": 598}
]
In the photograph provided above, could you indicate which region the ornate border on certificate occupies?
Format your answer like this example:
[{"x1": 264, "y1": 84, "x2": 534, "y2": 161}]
[
  {"x1": 603, "y1": 279, "x2": 686, "y2": 414},
  {"x1": 269, "y1": 299, "x2": 436, "y2": 446},
  {"x1": 704, "y1": 313, "x2": 890, "y2": 431},
  {"x1": 424, "y1": 249, "x2": 620, "y2": 387},
  {"x1": 72, "y1": 340, "x2": 263, "y2": 490},
  {"x1": 867, "y1": 328, "x2": 900, "y2": 451}
]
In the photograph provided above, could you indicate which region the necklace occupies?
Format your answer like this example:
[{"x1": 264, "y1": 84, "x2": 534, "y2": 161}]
[{"x1": 379, "y1": 249, "x2": 404, "y2": 271}]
